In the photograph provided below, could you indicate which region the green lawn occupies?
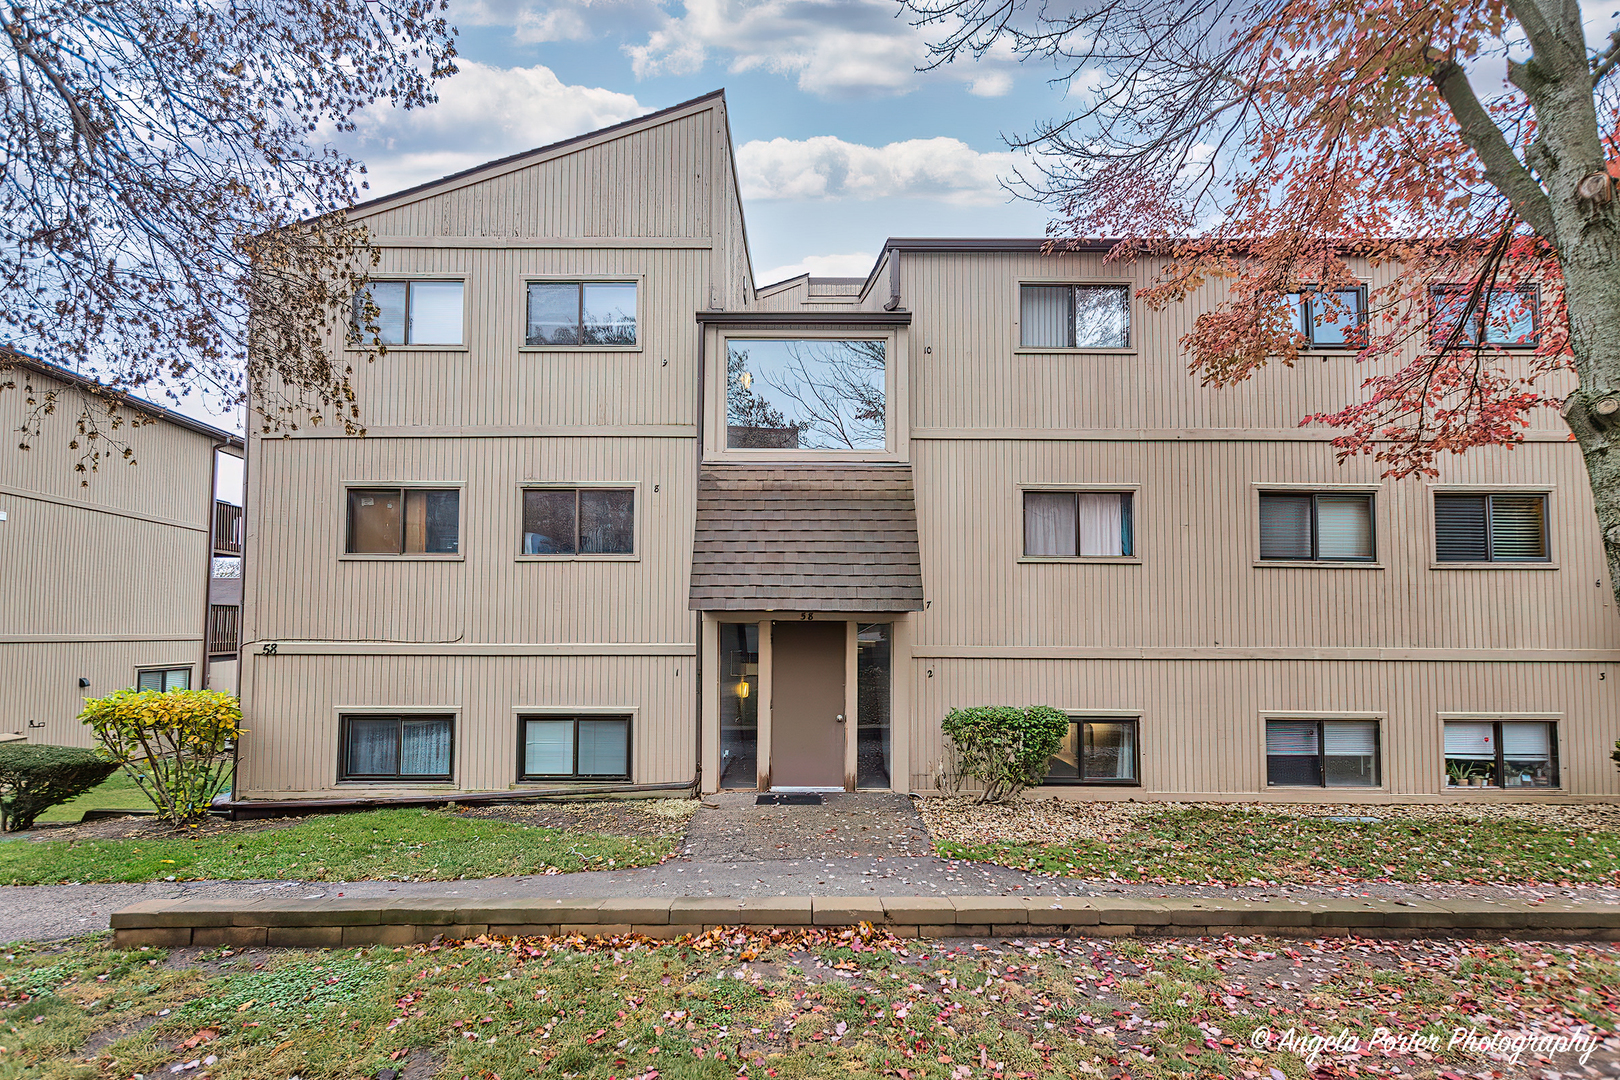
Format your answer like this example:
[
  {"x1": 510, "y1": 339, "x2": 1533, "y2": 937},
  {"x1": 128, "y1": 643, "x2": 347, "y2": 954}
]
[
  {"x1": 0, "y1": 808, "x2": 675, "y2": 885},
  {"x1": 934, "y1": 806, "x2": 1620, "y2": 886},
  {"x1": 33, "y1": 771, "x2": 151, "y2": 824},
  {"x1": 2, "y1": 927, "x2": 1615, "y2": 1079}
]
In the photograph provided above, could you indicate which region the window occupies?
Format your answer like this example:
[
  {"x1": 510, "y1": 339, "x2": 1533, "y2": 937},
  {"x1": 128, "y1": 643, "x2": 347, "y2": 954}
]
[
  {"x1": 1046, "y1": 718, "x2": 1139, "y2": 784},
  {"x1": 1258, "y1": 492, "x2": 1374, "y2": 561},
  {"x1": 1020, "y1": 285, "x2": 1130, "y2": 348},
  {"x1": 1444, "y1": 720, "x2": 1559, "y2": 789},
  {"x1": 521, "y1": 488, "x2": 634, "y2": 555},
  {"x1": 726, "y1": 338, "x2": 887, "y2": 451},
  {"x1": 1023, "y1": 491, "x2": 1134, "y2": 557},
  {"x1": 346, "y1": 488, "x2": 460, "y2": 555},
  {"x1": 1286, "y1": 288, "x2": 1366, "y2": 349},
  {"x1": 341, "y1": 715, "x2": 453, "y2": 782},
  {"x1": 1430, "y1": 285, "x2": 1538, "y2": 347},
  {"x1": 520, "y1": 715, "x2": 631, "y2": 781},
  {"x1": 353, "y1": 281, "x2": 463, "y2": 346},
  {"x1": 1266, "y1": 719, "x2": 1380, "y2": 787},
  {"x1": 1434, "y1": 493, "x2": 1548, "y2": 563},
  {"x1": 526, "y1": 282, "x2": 637, "y2": 346},
  {"x1": 136, "y1": 667, "x2": 191, "y2": 691}
]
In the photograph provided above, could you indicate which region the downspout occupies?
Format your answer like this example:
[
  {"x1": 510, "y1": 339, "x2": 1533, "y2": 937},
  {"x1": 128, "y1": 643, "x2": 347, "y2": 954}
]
[
  {"x1": 882, "y1": 245, "x2": 901, "y2": 311},
  {"x1": 202, "y1": 440, "x2": 222, "y2": 689},
  {"x1": 691, "y1": 324, "x2": 706, "y2": 797}
]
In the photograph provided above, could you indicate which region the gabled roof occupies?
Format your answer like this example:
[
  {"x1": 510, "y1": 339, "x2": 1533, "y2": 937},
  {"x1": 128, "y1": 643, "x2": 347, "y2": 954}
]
[
  {"x1": 3, "y1": 354, "x2": 242, "y2": 449},
  {"x1": 347, "y1": 89, "x2": 728, "y2": 220}
]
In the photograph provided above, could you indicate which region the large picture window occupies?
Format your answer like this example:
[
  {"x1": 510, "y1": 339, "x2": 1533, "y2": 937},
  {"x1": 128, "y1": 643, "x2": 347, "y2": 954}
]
[
  {"x1": 521, "y1": 488, "x2": 634, "y2": 555},
  {"x1": 352, "y1": 281, "x2": 463, "y2": 346},
  {"x1": 526, "y1": 282, "x2": 637, "y2": 346},
  {"x1": 346, "y1": 488, "x2": 460, "y2": 555},
  {"x1": 1266, "y1": 719, "x2": 1380, "y2": 787},
  {"x1": 1259, "y1": 492, "x2": 1375, "y2": 561},
  {"x1": 1023, "y1": 491, "x2": 1134, "y2": 557},
  {"x1": 341, "y1": 715, "x2": 454, "y2": 782},
  {"x1": 1434, "y1": 493, "x2": 1548, "y2": 563},
  {"x1": 726, "y1": 338, "x2": 887, "y2": 451},
  {"x1": 1046, "y1": 717, "x2": 1139, "y2": 784},
  {"x1": 1444, "y1": 720, "x2": 1559, "y2": 789},
  {"x1": 520, "y1": 715, "x2": 631, "y2": 781},
  {"x1": 1430, "y1": 285, "x2": 1538, "y2": 347},
  {"x1": 1020, "y1": 284, "x2": 1130, "y2": 349}
]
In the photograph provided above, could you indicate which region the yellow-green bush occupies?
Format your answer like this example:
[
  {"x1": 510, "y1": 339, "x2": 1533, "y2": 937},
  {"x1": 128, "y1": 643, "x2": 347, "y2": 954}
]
[{"x1": 79, "y1": 689, "x2": 242, "y2": 823}]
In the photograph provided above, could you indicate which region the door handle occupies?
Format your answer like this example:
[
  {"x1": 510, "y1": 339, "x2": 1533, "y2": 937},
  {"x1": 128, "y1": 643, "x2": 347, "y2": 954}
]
[{"x1": 835, "y1": 714, "x2": 846, "y2": 723}]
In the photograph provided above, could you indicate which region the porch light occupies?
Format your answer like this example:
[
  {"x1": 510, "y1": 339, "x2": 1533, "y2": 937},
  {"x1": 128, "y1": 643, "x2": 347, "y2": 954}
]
[{"x1": 735, "y1": 679, "x2": 751, "y2": 700}]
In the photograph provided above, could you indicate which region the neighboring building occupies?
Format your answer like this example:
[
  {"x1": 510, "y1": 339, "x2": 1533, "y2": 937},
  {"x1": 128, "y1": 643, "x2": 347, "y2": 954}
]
[
  {"x1": 237, "y1": 91, "x2": 1619, "y2": 803},
  {"x1": 0, "y1": 358, "x2": 243, "y2": 745}
]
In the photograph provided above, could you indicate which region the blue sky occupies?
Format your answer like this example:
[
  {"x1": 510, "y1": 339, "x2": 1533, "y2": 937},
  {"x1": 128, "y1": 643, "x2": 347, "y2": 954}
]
[{"x1": 339, "y1": 0, "x2": 1067, "y2": 282}]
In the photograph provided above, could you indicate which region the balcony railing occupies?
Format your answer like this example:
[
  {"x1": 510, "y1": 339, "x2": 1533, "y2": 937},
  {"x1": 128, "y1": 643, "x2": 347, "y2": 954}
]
[
  {"x1": 213, "y1": 500, "x2": 243, "y2": 556},
  {"x1": 207, "y1": 604, "x2": 240, "y2": 657}
]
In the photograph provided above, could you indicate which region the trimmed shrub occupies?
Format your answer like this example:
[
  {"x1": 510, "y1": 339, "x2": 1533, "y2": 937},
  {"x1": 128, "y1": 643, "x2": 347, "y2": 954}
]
[
  {"x1": 80, "y1": 689, "x2": 242, "y2": 824},
  {"x1": 940, "y1": 705, "x2": 1070, "y2": 804},
  {"x1": 0, "y1": 744, "x2": 120, "y2": 831}
]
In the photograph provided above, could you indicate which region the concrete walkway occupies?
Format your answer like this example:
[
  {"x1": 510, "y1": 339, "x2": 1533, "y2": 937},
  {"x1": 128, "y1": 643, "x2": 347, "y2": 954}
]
[{"x1": 4, "y1": 792, "x2": 1619, "y2": 943}]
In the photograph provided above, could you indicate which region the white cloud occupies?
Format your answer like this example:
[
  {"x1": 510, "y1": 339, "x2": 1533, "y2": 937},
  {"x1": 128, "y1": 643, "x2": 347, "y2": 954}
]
[
  {"x1": 737, "y1": 135, "x2": 1021, "y2": 204},
  {"x1": 455, "y1": 0, "x2": 665, "y2": 43},
  {"x1": 757, "y1": 251, "x2": 877, "y2": 284},
  {"x1": 342, "y1": 61, "x2": 647, "y2": 197},
  {"x1": 966, "y1": 71, "x2": 1013, "y2": 97}
]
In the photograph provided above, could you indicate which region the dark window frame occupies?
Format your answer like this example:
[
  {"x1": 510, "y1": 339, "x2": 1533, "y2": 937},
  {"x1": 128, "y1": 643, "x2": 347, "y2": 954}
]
[
  {"x1": 1043, "y1": 716, "x2": 1142, "y2": 787},
  {"x1": 1021, "y1": 490, "x2": 1136, "y2": 559},
  {"x1": 351, "y1": 279, "x2": 465, "y2": 347},
  {"x1": 518, "y1": 486, "x2": 636, "y2": 556},
  {"x1": 524, "y1": 280, "x2": 639, "y2": 348},
  {"x1": 338, "y1": 714, "x2": 455, "y2": 783},
  {"x1": 1265, "y1": 718, "x2": 1383, "y2": 788},
  {"x1": 1433, "y1": 491, "x2": 1550, "y2": 563},
  {"x1": 517, "y1": 714, "x2": 633, "y2": 782},
  {"x1": 1018, "y1": 283, "x2": 1133, "y2": 349},
  {"x1": 136, "y1": 666, "x2": 192, "y2": 692},
  {"x1": 1428, "y1": 284, "x2": 1540, "y2": 348},
  {"x1": 1286, "y1": 286, "x2": 1369, "y2": 350},
  {"x1": 1258, "y1": 490, "x2": 1377, "y2": 562},
  {"x1": 1443, "y1": 719, "x2": 1560, "y2": 789},
  {"x1": 344, "y1": 486, "x2": 462, "y2": 557}
]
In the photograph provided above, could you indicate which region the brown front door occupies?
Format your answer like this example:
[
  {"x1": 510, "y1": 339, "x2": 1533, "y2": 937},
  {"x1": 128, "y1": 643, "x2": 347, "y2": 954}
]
[{"x1": 770, "y1": 620, "x2": 846, "y2": 788}]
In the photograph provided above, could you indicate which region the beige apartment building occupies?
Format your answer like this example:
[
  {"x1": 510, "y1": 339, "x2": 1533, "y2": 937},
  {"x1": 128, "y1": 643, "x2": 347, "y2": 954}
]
[
  {"x1": 1, "y1": 358, "x2": 243, "y2": 745},
  {"x1": 235, "y1": 91, "x2": 1619, "y2": 804}
]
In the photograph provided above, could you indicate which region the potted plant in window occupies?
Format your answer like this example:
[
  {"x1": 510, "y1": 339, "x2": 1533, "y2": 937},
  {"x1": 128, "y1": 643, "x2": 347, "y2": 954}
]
[{"x1": 1446, "y1": 762, "x2": 1470, "y2": 788}]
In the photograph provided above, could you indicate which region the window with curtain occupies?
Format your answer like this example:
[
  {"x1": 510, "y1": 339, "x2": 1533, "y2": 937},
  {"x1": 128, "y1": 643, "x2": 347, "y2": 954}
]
[
  {"x1": 1045, "y1": 718, "x2": 1139, "y2": 784},
  {"x1": 1429, "y1": 285, "x2": 1539, "y2": 347},
  {"x1": 526, "y1": 282, "x2": 638, "y2": 346},
  {"x1": 340, "y1": 715, "x2": 453, "y2": 781},
  {"x1": 1019, "y1": 284, "x2": 1131, "y2": 348},
  {"x1": 1444, "y1": 719, "x2": 1558, "y2": 788},
  {"x1": 1434, "y1": 493, "x2": 1548, "y2": 562},
  {"x1": 346, "y1": 488, "x2": 460, "y2": 555},
  {"x1": 520, "y1": 716, "x2": 631, "y2": 781},
  {"x1": 1258, "y1": 492, "x2": 1374, "y2": 561},
  {"x1": 1266, "y1": 719, "x2": 1379, "y2": 787},
  {"x1": 136, "y1": 667, "x2": 191, "y2": 691},
  {"x1": 521, "y1": 488, "x2": 634, "y2": 555},
  {"x1": 352, "y1": 281, "x2": 464, "y2": 346},
  {"x1": 1285, "y1": 288, "x2": 1366, "y2": 348},
  {"x1": 1023, "y1": 491, "x2": 1134, "y2": 558}
]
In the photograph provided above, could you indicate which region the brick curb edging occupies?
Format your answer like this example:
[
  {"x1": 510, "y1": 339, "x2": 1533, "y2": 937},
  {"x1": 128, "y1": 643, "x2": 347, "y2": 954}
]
[{"x1": 109, "y1": 895, "x2": 1620, "y2": 948}]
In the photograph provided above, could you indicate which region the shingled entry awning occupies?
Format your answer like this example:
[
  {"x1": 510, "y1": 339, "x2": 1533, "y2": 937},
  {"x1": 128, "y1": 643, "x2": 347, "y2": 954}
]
[{"x1": 690, "y1": 463, "x2": 924, "y2": 612}]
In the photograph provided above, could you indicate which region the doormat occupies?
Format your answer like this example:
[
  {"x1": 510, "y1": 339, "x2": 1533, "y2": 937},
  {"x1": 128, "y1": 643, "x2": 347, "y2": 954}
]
[{"x1": 756, "y1": 793, "x2": 823, "y2": 806}]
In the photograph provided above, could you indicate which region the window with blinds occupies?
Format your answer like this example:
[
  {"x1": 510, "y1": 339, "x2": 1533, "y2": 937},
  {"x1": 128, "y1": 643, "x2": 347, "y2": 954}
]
[
  {"x1": 520, "y1": 715, "x2": 631, "y2": 781},
  {"x1": 340, "y1": 715, "x2": 453, "y2": 782},
  {"x1": 1258, "y1": 492, "x2": 1374, "y2": 561},
  {"x1": 1266, "y1": 719, "x2": 1379, "y2": 787},
  {"x1": 1023, "y1": 491, "x2": 1134, "y2": 558},
  {"x1": 1020, "y1": 285, "x2": 1131, "y2": 348},
  {"x1": 1434, "y1": 493, "x2": 1548, "y2": 563},
  {"x1": 136, "y1": 667, "x2": 191, "y2": 692},
  {"x1": 1444, "y1": 719, "x2": 1558, "y2": 788}
]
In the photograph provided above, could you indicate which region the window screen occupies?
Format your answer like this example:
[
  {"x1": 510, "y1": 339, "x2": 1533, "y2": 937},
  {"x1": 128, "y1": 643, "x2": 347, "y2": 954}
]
[
  {"x1": 526, "y1": 282, "x2": 638, "y2": 346},
  {"x1": 1259, "y1": 493, "x2": 1374, "y2": 561},
  {"x1": 520, "y1": 716, "x2": 631, "y2": 781},
  {"x1": 341, "y1": 715, "x2": 453, "y2": 781},
  {"x1": 1434, "y1": 493, "x2": 1547, "y2": 562},
  {"x1": 1019, "y1": 285, "x2": 1130, "y2": 348},
  {"x1": 353, "y1": 281, "x2": 463, "y2": 346},
  {"x1": 521, "y1": 488, "x2": 635, "y2": 555}
]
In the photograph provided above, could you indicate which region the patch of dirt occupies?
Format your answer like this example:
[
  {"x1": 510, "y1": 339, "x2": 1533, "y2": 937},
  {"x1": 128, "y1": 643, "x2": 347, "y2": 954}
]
[
  {"x1": 78, "y1": 1011, "x2": 162, "y2": 1057},
  {"x1": 680, "y1": 792, "x2": 934, "y2": 861},
  {"x1": 458, "y1": 798, "x2": 698, "y2": 840},
  {"x1": 918, "y1": 795, "x2": 1620, "y2": 850},
  {"x1": 19, "y1": 814, "x2": 305, "y2": 843}
]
